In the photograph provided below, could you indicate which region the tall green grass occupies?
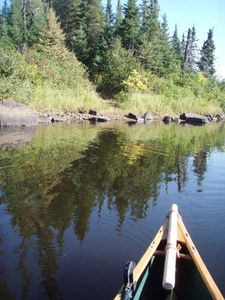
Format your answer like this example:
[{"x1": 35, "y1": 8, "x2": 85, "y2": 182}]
[
  {"x1": 28, "y1": 85, "x2": 109, "y2": 113},
  {"x1": 118, "y1": 92, "x2": 222, "y2": 115}
]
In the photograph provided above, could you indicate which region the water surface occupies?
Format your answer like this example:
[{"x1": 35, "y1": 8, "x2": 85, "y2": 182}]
[{"x1": 0, "y1": 122, "x2": 225, "y2": 299}]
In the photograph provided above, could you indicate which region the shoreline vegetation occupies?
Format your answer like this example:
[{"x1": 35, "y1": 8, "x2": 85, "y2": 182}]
[{"x1": 0, "y1": 1, "x2": 225, "y2": 120}]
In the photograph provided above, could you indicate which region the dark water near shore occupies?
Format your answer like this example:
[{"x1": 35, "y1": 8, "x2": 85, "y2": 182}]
[{"x1": 0, "y1": 122, "x2": 225, "y2": 299}]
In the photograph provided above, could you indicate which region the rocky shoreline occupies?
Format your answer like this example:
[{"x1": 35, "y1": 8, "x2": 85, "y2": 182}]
[
  {"x1": 38, "y1": 109, "x2": 225, "y2": 126},
  {"x1": 0, "y1": 99, "x2": 224, "y2": 128}
]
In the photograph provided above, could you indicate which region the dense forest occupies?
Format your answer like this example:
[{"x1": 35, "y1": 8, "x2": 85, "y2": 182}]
[{"x1": 0, "y1": 0, "x2": 225, "y2": 114}]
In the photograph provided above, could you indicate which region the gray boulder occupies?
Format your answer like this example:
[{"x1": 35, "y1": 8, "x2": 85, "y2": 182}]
[
  {"x1": 142, "y1": 111, "x2": 154, "y2": 122},
  {"x1": 179, "y1": 113, "x2": 209, "y2": 125},
  {"x1": 0, "y1": 99, "x2": 38, "y2": 127}
]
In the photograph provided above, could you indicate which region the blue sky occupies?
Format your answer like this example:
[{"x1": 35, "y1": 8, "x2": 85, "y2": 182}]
[{"x1": 1, "y1": 0, "x2": 224, "y2": 78}]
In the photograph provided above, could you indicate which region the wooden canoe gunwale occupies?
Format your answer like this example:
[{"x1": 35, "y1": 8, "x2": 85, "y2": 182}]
[
  {"x1": 114, "y1": 213, "x2": 224, "y2": 300},
  {"x1": 177, "y1": 216, "x2": 224, "y2": 300}
]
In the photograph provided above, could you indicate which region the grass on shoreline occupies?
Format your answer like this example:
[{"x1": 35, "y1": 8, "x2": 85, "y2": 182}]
[
  {"x1": 117, "y1": 92, "x2": 223, "y2": 116},
  {"x1": 27, "y1": 85, "x2": 110, "y2": 113}
]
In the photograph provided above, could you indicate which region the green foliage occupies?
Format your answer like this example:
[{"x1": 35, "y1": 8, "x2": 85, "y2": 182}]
[
  {"x1": 118, "y1": 71, "x2": 224, "y2": 114},
  {"x1": 183, "y1": 27, "x2": 198, "y2": 72},
  {"x1": 123, "y1": 69, "x2": 148, "y2": 93},
  {"x1": 99, "y1": 38, "x2": 141, "y2": 96},
  {"x1": 7, "y1": 0, "x2": 46, "y2": 49},
  {"x1": 198, "y1": 29, "x2": 216, "y2": 77},
  {"x1": 114, "y1": 0, "x2": 123, "y2": 37},
  {"x1": 82, "y1": 0, "x2": 105, "y2": 75},
  {"x1": 121, "y1": 0, "x2": 140, "y2": 50},
  {"x1": 35, "y1": 9, "x2": 67, "y2": 56},
  {"x1": 0, "y1": 0, "x2": 224, "y2": 114},
  {"x1": 0, "y1": 28, "x2": 105, "y2": 112},
  {"x1": 53, "y1": 0, "x2": 82, "y2": 50},
  {"x1": 171, "y1": 24, "x2": 182, "y2": 63},
  {"x1": 104, "y1": 0, "x2": 114, "y2": 45}
]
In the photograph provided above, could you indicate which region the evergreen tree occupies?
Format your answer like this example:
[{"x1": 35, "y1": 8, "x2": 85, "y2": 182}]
[
  {"x1": 147, "y1": 0, "x2": 160, "y2": 41},
  {"x1": 180, "y1": 33, "x2": 186, "y2": 58},
  {"x1": 105, "y1": 0, "x2": 113, "y2": 25},
  {"x1": 139, "y1": 0, "x2": 150, "y2": 43},
  {"x1": 120, "y1": 0, "x2": 140, "y2": 51},
  {"x1": 183, "y1": 27, "x2": 198, "y2": 72},
  {"x1": 36, "y1": 8, "x2": 68, "y2": 56},
  {"x1": 53, "y1": 0, "x2": 81, "y2": 50},
  {"x1": 198, "y1": 29, "x2": 216, "y2": 77},
  {"x1": 83, "y1": 0, "x2": 105, "y2": 75},
  {"x1": 104, "y1": 0, "x2": 114, "y2": 46},
  {"x1": 0, "y1": 0, "x2": 9, "y2": 37},
  {"x1": 100, "y1": 37, "x2": 140, "y2": 95},
  {"x1": 171, "y1": 24, "x2": 182, "y2": 62},
  {"x1": 72, "y1": 24, "x2": 88, "y2": 63},
  {"x1": 139, "y1": 8, "x2": 171, "y2": 76},
  {"x1": 140, "y1": 14, "x2": 178, "y2": 76},
  {"x1": 140, "y1": 0, "x2": 149, "y2": 29},
  {"x1": 8, "y1": 0, "x2": 46, "y2": 50},
  {"x1": 7, "y1": 0, "x2": 24, "y2": 49},
  {"x1": 160, "y1": 14, "x2": 178, "y2": 75},
  {"x1": 114, "y1": 0, "x2": 123, "y2": 37}
]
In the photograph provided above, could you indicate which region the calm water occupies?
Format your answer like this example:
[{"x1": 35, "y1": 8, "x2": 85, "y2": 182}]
[{"x1": 0, "y1": 122, "x2": 225, "y2": 299}]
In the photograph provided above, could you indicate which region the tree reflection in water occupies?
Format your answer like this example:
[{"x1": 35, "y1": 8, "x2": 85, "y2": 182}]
[{"x1": 0, "y1": 122, "x2": 224, "y2": 298}]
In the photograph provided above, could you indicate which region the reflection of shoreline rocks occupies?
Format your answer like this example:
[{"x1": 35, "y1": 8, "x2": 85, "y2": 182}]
[
  {"x1": 0, "y1": 99, "x2": 38, "y2": 127},
  {"x1": 0, "y1": 127, "x2": 36, "y2": 149}
]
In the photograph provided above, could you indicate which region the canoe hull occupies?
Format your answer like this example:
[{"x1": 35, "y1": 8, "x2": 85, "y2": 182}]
[{"x1": 114, "y1": 208, "x2": 224, "y2": 300}]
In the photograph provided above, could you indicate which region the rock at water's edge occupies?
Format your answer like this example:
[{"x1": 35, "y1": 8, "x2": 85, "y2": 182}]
[
  {"x1": 0, "y1": 99, "x2": 38, "y2": 127},
  {"x1": 163, "y1": 116, "x2": 174, "y2": 123},
  {"x1": 179, "y1": 113, "x2": 209, "y2": 125},
  {"x1": 126, "y1": 113, "x2": 141, "y2": 121},
  {"x1": 142, "y1": 111, "x2": 154, "y2": 122}
]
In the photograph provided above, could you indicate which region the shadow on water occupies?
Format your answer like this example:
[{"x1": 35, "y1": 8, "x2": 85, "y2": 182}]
[{"x1": 0, "y1": 122, "x2": 225, "y2": 299}]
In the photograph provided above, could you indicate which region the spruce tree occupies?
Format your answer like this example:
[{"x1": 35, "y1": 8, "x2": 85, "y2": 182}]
[
  {"x1": 8, "y1": 0, "x2": 24, "y2": 49},
  {"x1": 180, "y1": 33, "x2": 186, "y2": 58},
  {"x1": 171, "y1": 24, "x2": 182, "y2": 62},
  {"x1": 160, "y1": 14, "x2": 178, "y2": 75},
  {"x1": 53, "y1": 0, "x2": 82, "y2": 50},
  {"x1": 8, "y1": 0, "x2": 46, "y2": 50},
  {"x1": 36, "y1": 8, "x2": 68, "y2": 56},
  {"x1": 183, "y1": 27, "x2": 198, "y2": 72},
  {"x1": 139, "y1": 0, "x2": 150, "y2": 43},
  {"x1": 120, "y1": 0, "x2": 140, "y2": 51},
  {"x1": 101, "y1": 37, "x2": 140, "y2": 95},
  {"x1": 148, "y1": 0, "x2": 160, "y2": 41},
  {"x1": 139, "y1": 4, "x2": 173, "y2": 76},
  {"x1": 114, "y1": 0, "x2": 123, "y2": 37},
  {"x1": 141, "y1": 0, "x2": 149, "y2": 29},
  {"x1": 72, "y1": 24, "x2": 88, "y2": 63},
  {"x1": 0, "y1": 0, "x2": 9, "y2": 37},
  {"x1": 83, "y1": 0, "x2": 105, "y2": 75},
  {"x1": 198, "y1": 29, "x2": 216, "y2": 77},
  {"x1": 104, "y1": 0, "x2": 114, "y2": 46}
]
